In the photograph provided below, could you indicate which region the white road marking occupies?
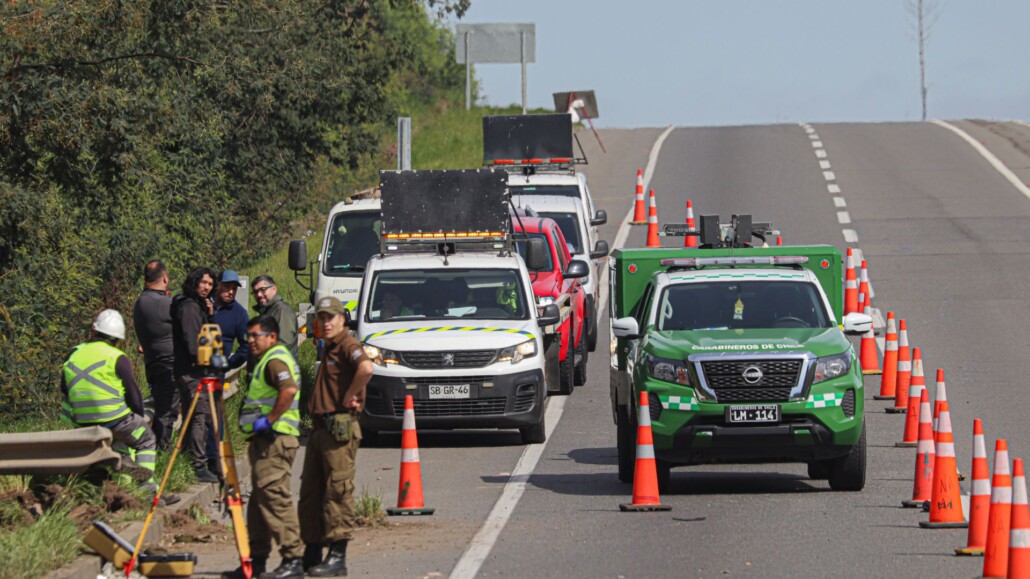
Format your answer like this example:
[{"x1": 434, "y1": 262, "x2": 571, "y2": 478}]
[
  {"x1": 930, "y1": 119, "x2": 1030, "y2": 201},
  {"x1": 819, "y1": 160, "x2": 832, "y2": 170},
  {"x1": 805, "y1": 127, "x2": 815, "y2": 134},
  {"x1": 815, "y1": 149, "x2": 827, "y2": 159},
  {"x1": 809, "y1": 134, "x2": 819, "y2": 140},
  {"x1": 812, "y1": 140, "x2": 823, "y2": 148},
  {"x1": 823, "y1": 171, "x2": 836, "y2": 181},
  {"x1": 833, "y1": 196, "x2": 847, "y2": 208},
  {"x1": 837, "y1": 211, "x2": 851, "y2": 224},
  {"x1": 843, "y1": 229, "x2": 859, "y2": 243},
  {"x1": 449, "y1": 125, "x2": 676, "y2": 579},
  {"x1": 852, "y1": 247, "x2": 863, "y2": 263},
  {"x1": 827, "y1": 183, "x2": 841, "y2": 194}
]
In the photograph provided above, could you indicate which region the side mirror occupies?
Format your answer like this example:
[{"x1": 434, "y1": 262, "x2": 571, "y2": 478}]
[
  {"x1": 591, "y1": 209, "x2": 608, "y2": 226},
  {"x1": 590, "y1": 240, "x2": 610, "y2": 260},
  {"x1": 344, "y1": 307, "x2": 359, "y2": 330},
  {"x1": 537, "y1": 304, "x2": 560, "y2": 327},
  {"x1": 525, "y1": 237, "x2": 549, "y2": 271},
  {"x1": 288, "y1": 240, "x2": 308, "y2": 271},
  {"x1": 612, "y1": 316, "x2": 640, "y2": 339},
  {"x1": 564, "y1": 260, "x2": 590, "y2": 279},
  {"x1": 842, "y1": 312, "x2": 873, "y2": 335}
]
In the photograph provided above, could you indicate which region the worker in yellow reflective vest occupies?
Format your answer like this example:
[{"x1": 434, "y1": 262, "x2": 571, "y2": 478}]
[
  {"x1": 226, "y1": 315, "x2": 303, "y2": 579},
  {"x1": 61, "y1": 309, "x2": 178, "y2": 505}
]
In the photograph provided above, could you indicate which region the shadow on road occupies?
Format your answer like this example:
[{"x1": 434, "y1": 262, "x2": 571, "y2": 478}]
[
  {"x1": 478, "y1": 469, "x2": 827, "y2": 497},
  {"x1": 563, "y1": 447, "x2": 618, "y2": 466},
  {"x1": 361, "y1": 429, "x2": 525, "y2": 449}
]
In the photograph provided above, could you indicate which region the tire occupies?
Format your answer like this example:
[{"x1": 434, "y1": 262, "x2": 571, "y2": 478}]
[
  {"x1": 617, "y1": 404, "x2": 635, "y2": 483},
  {"x1": 829, "y1": 420, "x2": 867, "y2": 491},
  {"x1": 573, "y1": 327, "x2": 588, "y2": 386},
  {"x1": 586, "y1": 296, "x2": 598, "y2": 352},
  {"x1": 807, "y1": 460, "x2": 832, "y2": 480},
  {"x1": 557, "y1": 316, "x2": 574, "y2": 395},
  {"x1": 656, "y1": 459, "x2": 672, "y2": 495},
  {"x1": 520, "y1": 416, "x2": 546, "y2": 444}
]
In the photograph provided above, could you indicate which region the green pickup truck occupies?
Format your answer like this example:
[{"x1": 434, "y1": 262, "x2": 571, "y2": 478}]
[{"x1": 609, "y1": 232, "x2": 873, "y2": 491}]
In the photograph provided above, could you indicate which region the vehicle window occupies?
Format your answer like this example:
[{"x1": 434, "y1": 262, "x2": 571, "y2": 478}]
[
  {"x1": 513, "y1": 233, "x2": 553, "y2": 272},
  {"x1": 323, "y1": 211, "x2": 381, "y2": 277},
  {"x1": 551, "y1": 226, "x2": 569, "y2": 271},
  {"x1": 539, "y1": 212, "x2": 581, "y2": 254},
  {"x1": 656, "y1": 281, "x2": 831, "y2": 331},
  {"x1": 366, "y1": 269, "x2": 529, "y2": 322},
  {"x1": 510, "y1": 185, "x2": 580, "y2": 198},
  {"x1": 634, "y1": 283, "x2": 654, "y2": 326}
]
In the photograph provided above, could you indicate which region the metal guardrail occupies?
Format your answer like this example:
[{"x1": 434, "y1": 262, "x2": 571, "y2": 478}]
[{"x1": 0, "y1": 426, "x2": 121, "y2": 476}]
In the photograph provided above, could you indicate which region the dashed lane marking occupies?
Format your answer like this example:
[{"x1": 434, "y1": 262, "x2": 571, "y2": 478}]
[
  {"x1": 843, "y1": 229, "x2": 859, "y2": 243},
  {"x1": 819, "y1": 160, "x2": 832, "y2": 170},
  {"x1": 815, "y1": 149, "x2": 827, "y2": 159},
  {"x1": 837, "y1": 211, "x2": 852, "y2": 224},
  {"x1": 823, "y1": 171, "x2": 836, "y2": 181},
  {"x1": 834, "y1": 196, "x2": 847, "y2": 208},
  {"x1": 828, "y1": 183, "x2": 841, "y2": 194}
]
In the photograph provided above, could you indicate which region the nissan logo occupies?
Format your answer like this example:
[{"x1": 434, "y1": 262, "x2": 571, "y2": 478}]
[{"x1": 742, "y1": 365, "x2": 763, "y2": 384}]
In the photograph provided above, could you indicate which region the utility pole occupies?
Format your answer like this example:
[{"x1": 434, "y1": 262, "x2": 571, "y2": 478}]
[{"x1": 917, "y1": 0, "x2": 927, "y2": 121}]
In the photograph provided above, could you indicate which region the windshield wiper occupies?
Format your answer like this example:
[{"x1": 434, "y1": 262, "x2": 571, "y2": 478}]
[{"x1": 331, "y1": 264, "x2": 366, "y2": 272}]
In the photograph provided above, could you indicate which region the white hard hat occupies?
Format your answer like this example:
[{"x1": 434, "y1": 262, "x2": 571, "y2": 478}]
[{"x1": 92, "y1": 309, "x2": 126, "y2": 340}]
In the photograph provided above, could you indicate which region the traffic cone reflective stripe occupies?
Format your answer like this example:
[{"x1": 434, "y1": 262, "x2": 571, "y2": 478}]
[
  {"x1": 645, "y1": 189, "x2": 661, "y2": 248},
  {"x1": 1008, "y1": 458, "x2": 1030, "y2": 578},
  {"x1": 620, "y1": 391, "x2": 671, "y2": 512},
  {"x1": 888, "y1": 320, "x2": 912, "y2": 413},
  {"x1": 933, "y1": 369, "x2": 948, "y2": 442},
  {"x1": 897, "y1": 348, "x2": 925, "y2": 447},
  {"x1": 957, "y1": 418, "x2": 991, "y2": 555},
  {"x1": 844, "y1": 248, "x2": 859, "y2": 315},
  {"x1": 684, "y1": 200, "x2": 698, "y2": 248},
  {"x1": 984, "y1": 439, "x2": 1012, "y2": 577},
  {"x1": 860, "y1": 294, "x2": 881, "y2": 375},
  {"x1": 631, "y1": 169, "x2": 646, "y2": 224},
  {"x1": 857, "y1": 259, "x2": 870, "y2": 313},
  {"x1": 920, "y1": 401, "x2": 968, "y2": 528},
  {"x1": 903, "y1": 389, "x2": 935, "y2": 507},
  {"x1": 874, "y1": 312, "x2": 898, "y2": 400},
  {"x1": 860, "y1": 259, "x2": 874, "y2": 301},
  {"x1": 386, "y1": 395, "x2": 435, "y2": 516}
]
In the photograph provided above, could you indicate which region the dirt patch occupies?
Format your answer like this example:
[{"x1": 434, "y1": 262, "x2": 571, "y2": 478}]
[
  {"x1": 102, "y1": 480, "x2": 142, "y2": 513},
  {"x1": 159, "y1": 506, "x2": 232, "y2": 547}
]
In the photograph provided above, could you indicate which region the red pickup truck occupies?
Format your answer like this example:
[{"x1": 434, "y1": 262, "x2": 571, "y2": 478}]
[{"x1": 513, "y1": 215, "x2": 590, "y2": 395}]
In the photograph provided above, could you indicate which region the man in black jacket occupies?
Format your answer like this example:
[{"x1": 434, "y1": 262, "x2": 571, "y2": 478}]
[
  {"x1": 172, "y1": 266, "x2": 219, "y2": 483},
  {"x1": 133, "y1": 260, "x2": 177, "y2": 450}
]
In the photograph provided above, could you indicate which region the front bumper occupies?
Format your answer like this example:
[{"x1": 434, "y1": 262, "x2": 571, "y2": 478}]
[{"x1": 362, "y1": 369, "x2": 545, "y2": 431}]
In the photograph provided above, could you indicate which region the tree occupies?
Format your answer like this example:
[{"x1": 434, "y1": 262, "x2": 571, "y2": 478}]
[{"x1": 906, "y1": 0, "x2": 941, "y2": 121}]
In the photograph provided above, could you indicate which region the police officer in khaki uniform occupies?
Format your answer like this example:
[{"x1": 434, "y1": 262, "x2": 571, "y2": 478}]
[
  {"x1": 298, "y1": 297, "x2": 373, "y2": 577},
  {"x1": 225, "y1": 316, "x2": 304, "y2": 579}
]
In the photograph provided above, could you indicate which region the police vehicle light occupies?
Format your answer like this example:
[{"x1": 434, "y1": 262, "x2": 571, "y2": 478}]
[
  {"x1": 659, "y1": 256, "x2": 809, "y2": 267},
  {"x1": 385, "y1": 231, "x2": 505, "y2": 240},
  {"x1": 486, "y1": 158, "x2": 573, "y2": 166},
  {"x1": 497, "y1": 338, "x2": 537, "y2": 364}
]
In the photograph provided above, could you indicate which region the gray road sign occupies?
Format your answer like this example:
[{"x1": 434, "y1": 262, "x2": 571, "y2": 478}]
[{"x1": 455, "y1": 23, "x2": 536, "y2": 112}]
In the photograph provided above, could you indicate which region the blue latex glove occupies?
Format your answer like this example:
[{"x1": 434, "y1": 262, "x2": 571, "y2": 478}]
[{"x1": 252, "y1": 416, "x2": 272, "y2": 433}]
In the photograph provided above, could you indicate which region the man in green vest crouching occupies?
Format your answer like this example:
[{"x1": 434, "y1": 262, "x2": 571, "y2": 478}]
[
  {"x1": 227, "y1": 316, "x2": 304, "y2": 579},
  {"x1": 62, "y1": 309, "x2": 178, "y2": 505}
]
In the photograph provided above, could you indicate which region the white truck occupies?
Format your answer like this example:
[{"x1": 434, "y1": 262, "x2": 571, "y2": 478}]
[{"x1": 351, "y1": 169, "x2": 560, "y2": 444}]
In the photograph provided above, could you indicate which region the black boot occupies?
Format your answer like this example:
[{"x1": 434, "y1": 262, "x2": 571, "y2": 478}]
[
  {"x1": 221, "y1": 558, "x2": 265, "y2": 579},
  {"x1": 303, "y1": 544, "x2": 324, "y2": 571},
  {"x1": 307, "y1": 540, "x2": 348, "y2": 577},
  {"x1": 259, "y1": 557, "x2": 304, "y2": 579}
]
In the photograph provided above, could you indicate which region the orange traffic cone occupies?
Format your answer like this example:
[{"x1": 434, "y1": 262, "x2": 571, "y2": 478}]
[
  {"x1": 1008, "y1": 458, "x2": 1030, "y2": 577},
  {"x1": 844, "y1": 248, "x2": 859, "y2": 315},
  {"x1": 983, "y1": 439, "x2": 1012, "y2": 577},
  {"x1": 620, "y1": 391, "x2": 672, "y2": 512},
  {"x1": 874, "y1": 312, "x2": 898, "y2": 400},
  {"x1": 903, "y1": 389, "x2": 935, "y2": 508},
  {"x1": 386, "y1": 395, "x2": 435, "y2": 516},
  {"x1": 957, "y1": 418, "x2": 991, "y2": 555},
  {"x1": 631, "y1": 169, "x2": 646, "y2": 224},
  {"x1": 684, "y1": 200, "x2": 698, "y2": 248},
  {"x1": 857, "y1": 259, "x2": 870, "y2": 311},
  {"x1": 859, "y1": 294, "x2": 881, "y2": 375},
  {"x1": 888, "y1": 320, "x2": 912, "y2": 413},
  {"x1": 776, "y1": 235, "x2": 783, "y2": 246},
  {"x1": 645, "y1": 189, "x2": 661, "y2": 248},
  {"x1": 920, "y1": 401, "x2": 968, "y2": 528},
  {"x1": 933, "y1": 369, "x2": 948, "y2": 441},
  {"x1": 896, "y1": 348, "x2": 925, "y2": 447}
]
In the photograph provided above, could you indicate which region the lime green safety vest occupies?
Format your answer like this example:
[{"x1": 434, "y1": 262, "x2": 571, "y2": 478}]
[
  {"x1": 240, "y1": 344, "x2": 301, "y2": 436},
  {"x1": 62, "y1": 341, "x2": 132, "y2": 425}
]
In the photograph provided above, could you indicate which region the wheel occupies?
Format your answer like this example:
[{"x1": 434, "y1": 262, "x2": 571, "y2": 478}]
[
  {"x1": 573, "y1": 327, "x2": 588, "y2": 386},
  {"x1": 829, "y1": 420, "x2": 866, "y2": 491},
  {"x1": 807, "y1": 460, "x2": 832, "y2": 480},
  {"x1": 656, "y1": 459, "x2": 672, "y2": 494},
  {"x1": 586, "y1": 296, "x2": 598, "y2": 352},
  {"x1": 520, "y1": 416, "x2": 546, "y2": 444},
  {"x1": 617, "y1": 404, "x2": 635, "y2": 483},
  {"x1": 557, "y1": 316, "x2": 574, "y2": 395}
]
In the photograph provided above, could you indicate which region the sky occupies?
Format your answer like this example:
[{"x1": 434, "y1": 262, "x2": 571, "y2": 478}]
[{"x1": 451, "y1": 1, "x2": 1030, "y2": 128}]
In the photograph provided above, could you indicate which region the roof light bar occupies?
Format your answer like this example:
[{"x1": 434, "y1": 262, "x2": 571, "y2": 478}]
[
  {"x1": 385, "y1": 231, "x2": 505, "y2": 241},
  {"x1": 660, "y1": 256, "x2": 809, "y2": 267},
  {"x1": 486, "y1": 158, "x2": 573, "y2": 166}
]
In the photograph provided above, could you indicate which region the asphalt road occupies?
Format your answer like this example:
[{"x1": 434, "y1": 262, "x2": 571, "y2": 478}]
[{"x1": 195, "y1": 121, "x2": 1030, "y2": 578}]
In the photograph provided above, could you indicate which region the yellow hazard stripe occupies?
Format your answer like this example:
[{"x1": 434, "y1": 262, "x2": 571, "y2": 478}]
[{"x1": 364, "y1": 326, "x2": 535, "y2": 340}]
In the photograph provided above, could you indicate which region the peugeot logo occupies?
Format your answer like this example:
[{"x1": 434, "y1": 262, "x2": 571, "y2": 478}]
[
  {"x1": 442, "y1": 353, "x2": 455, "y2": 367},
  {"x1": 742, "y1": 365, "x2": 763, "y2": 384}
]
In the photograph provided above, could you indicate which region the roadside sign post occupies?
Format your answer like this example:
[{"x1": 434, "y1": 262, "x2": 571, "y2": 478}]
[
  {"x1": 455, "y1": 23, "x2": 535, "y2": 112},
  {"x1": 397, "y1": 117, "x2": 411, "y2": 170}
]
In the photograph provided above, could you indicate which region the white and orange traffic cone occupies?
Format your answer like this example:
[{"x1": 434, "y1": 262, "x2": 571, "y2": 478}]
[
  {"x1": 844, "y1": 248, "x2": 859, "y2": 315},
  {"x1": 620, "y1": 392, "x2": 672, "y2": 512},
  {"x1": 860, "y1": 259, "x2": 874, "y2": 301},
  {"x1": 903, "y1": 389, "x2": 935, "y2": 508},
  {"x1": 957, "y1": 418, "x2": 991, "y2": 555},
  {"x1": 983, "y1": 439, "x2": 1012, "y2": 577},
  {"x1": 920, "y1": 401, "x2": 968, "y2": 528},
  {"x1": 874, "y1": 312, "x2": 899, "y2": 400},
  {"x1": 897, "y1": 348, "x2": 926, "y2": 447},
  {"x1": 386, "y1": 395, "x2": 435, "y2": 516},
  {"x1": 888, "y1": 320, "x2": 912, "y2": 413},
  {"x1": 631, "y1": 169, "x2": 646, "y2": 224},
  {"x1": 1008, "y1": 458, "x2": 1030, "y2": 577},
  {"x1": 857, "y1": 259, "x2": 870, "y2": 312},
  {"x1": 645, "y1": 189, "x2": 661, "y2": 248},
  {"x1": 933, "y1": 369, "x2": 948, "y2": 441},
  {"x1": 684, "y1": 200, "x2": 698, "y2": 248},
  {"x1": 859, "y1": 293, "x2": 881, "y2": 375}
]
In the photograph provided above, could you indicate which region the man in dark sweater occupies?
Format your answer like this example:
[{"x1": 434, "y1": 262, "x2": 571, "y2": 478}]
[
  {"x1": 171, "y1": 266, "x2": 219, "y2": 483},
  {"x1": 132, "y1": 260, "x2": 177, "y2": 450},
  {"x1": 252, "y1": 275, "x2": 298, "y2": 360}
]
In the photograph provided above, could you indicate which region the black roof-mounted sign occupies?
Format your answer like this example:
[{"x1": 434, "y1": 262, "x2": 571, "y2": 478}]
[{"x1": 483, "y1": 114, "x2": 578, "y2": 169}]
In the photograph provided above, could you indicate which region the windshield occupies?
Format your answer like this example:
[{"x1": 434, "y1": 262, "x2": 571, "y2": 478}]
[
  {"x1": 656, "y1": 281, "x2": 831, "y2": 331},
  {"x1": 366, "y1": 269, "x2": 529, "y2": 322},
  {"x1": 513, "y1": 232, "x2": 553, "y2": 272},
  {"x1": 323, "y1": 211, "x2": 382, "y2": 277},
  {"x1": 510, "y1": 185, "x2": 580, "y2": 198},
  {"x1": 538, "y1": 212, "x2": 581, "y2": 254}
]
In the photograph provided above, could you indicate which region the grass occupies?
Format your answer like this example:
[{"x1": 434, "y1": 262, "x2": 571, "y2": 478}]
[
  {"x1": 354, "y1": 487, "x2": 387, "y2": 528},
  {"x1": 0, "y1": 506, "x2": 80, "y2": 579}
]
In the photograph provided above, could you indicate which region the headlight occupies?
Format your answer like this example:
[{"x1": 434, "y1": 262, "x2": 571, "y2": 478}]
[
  {"x1": 498, "y1": 338, "x2": 537, "y2": 364},
  {"x1": 363, "y1": 344, "x2": 399, "y2": 367},
  {"x1": 646, "y1": 355, "x2": 691, "y2": 385},
  {"x1": 537, "y1": 296, "x2": 555, "y2": 306},
  {"x1": 814, "y1": 352, "x2": 851, "y2": 383}
]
